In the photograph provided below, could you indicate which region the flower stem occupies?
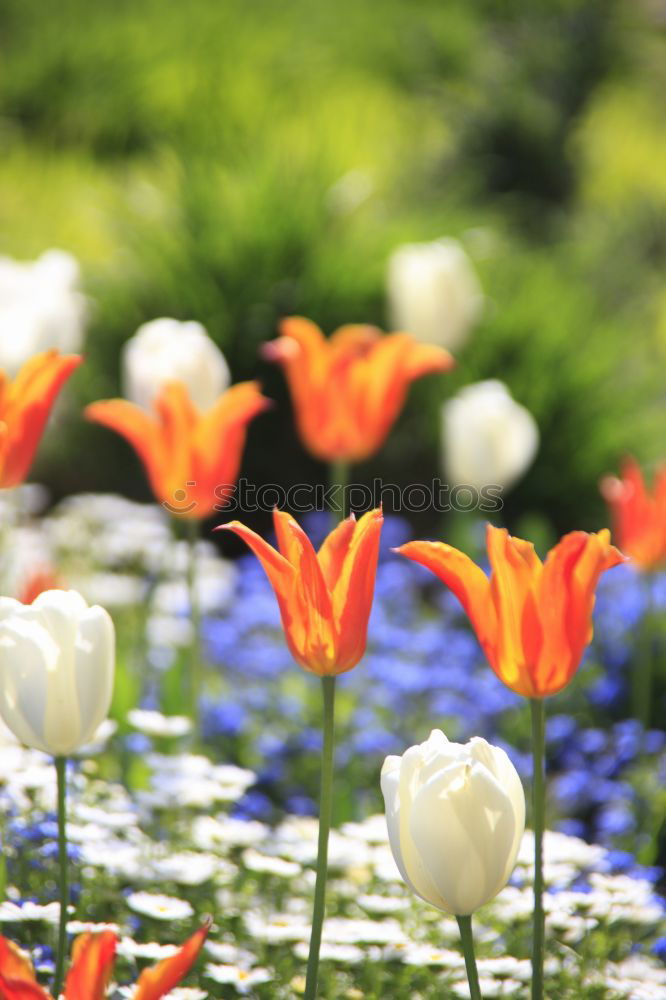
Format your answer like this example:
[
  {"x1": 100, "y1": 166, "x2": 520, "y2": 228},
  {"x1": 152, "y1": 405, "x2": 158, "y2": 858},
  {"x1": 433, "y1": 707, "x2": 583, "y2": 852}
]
[
  {"x1": 304, "y1": 675, "x2": 336, "y2": 1000},
  {"x1": 329, "y1": 461, "x2": 349, "y2": 522},
  {"x1": 186, "y1": 518, "x2": 202, "y2": 741},
  {"x1": 53, "y1": 755, "x2": 69, "y2": 998},
  {"x1": 530, "y1": 697, "x2": 546, "y2": 1000},
  {"x1": 456, "y1": 914, "x2": 483, "y2": 1000}
]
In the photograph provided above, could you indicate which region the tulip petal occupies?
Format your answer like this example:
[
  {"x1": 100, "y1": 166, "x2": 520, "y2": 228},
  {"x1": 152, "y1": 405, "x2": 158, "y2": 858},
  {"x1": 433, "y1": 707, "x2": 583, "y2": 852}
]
[
  {"x1": 468, "y1": 738, "x2": 525, "y2": 888},
  {"x1": 0, "y1": 351, "x2": 83, "y2": 488},
  {"x1": 217, "y1": 521, "x2": 294, "y2": 593},
  {"x1": 536, "y1": 530, "x2": 624, "y2": 695},
  {"x1": 380, "y1": 756, "x2": 414, "y2": 888},
  {"x1": 410, "y1": 760, "x2": 520, "y2": 914},
  {"x1": 354, "y1": 334, "x2": 452, "y2": 460},
  {"x1": 0, "y1": 976, "x2": 52, "y2": 1000},
  {"x1": 29, "y1": 592, "x2": 85, "y2": 756},
  {"x1": 153, "y1": 382, "x2": 198, "y2": 498},
  {"x1": 0, "y1": 598, "x2": 24, "y2": 620},
  {"x1": 0, "y1": 617, "x2": 56, "y2": 754},
  {"x1": 272, "y1": 510, "x2": 335, "y2": 670},
  {"x1": 133, "y1": 920, "x2": 210, "y2": 1000},
  {"x1": 332, "y1": 509, "x2": 383, "y2": 673},
  {"x1": 194, "y1": 381, "x2": 270, "y2": 511},
  {"x1": 390, "y1": 743, "x2": 454, "y2": 909},
  {"x1": 266, "y1": 317, "x2": 329, "y2": 407},
  {"x1": 487, "y1": 526, "x2": 543, "y2": 697},
  {"x1": 217, "y1": 520, "x2": 309, "y2": 663},
  {"x1": 74, "y1": 607, "x2": 115, "y2": 747},
  {"x1": 602, "y1": 458, "x2": 666, "y2": 569},
  {"x1": 0, "y1": 938, "x2": 40, "y2": 986},
  {"x1": 64, "y1": 931, "x2": 117, "y2": 1000},
  {"x1": 403, "y1": 340, "x2": 455, "y2": 380},
  {"x1": 316, "y1": 515, "x2": 357, "y2": 591},
  {"x1": 85, "y1": 399, "x2": 165, "y2": 498},
  {"x1": 396, "y1": 540, "x2": 496, "y2": 658}
]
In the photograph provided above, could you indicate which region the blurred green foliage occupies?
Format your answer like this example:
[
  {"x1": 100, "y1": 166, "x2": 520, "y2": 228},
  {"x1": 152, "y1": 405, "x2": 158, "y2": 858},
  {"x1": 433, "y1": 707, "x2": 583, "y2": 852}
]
[{"x1": 0, "y1": 0, "x2": 664, "y2": 533}]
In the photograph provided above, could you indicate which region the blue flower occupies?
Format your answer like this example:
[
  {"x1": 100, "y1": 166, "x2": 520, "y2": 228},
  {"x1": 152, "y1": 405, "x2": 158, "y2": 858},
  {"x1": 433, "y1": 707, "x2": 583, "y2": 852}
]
[
  {"x1": 202, "y1": 700, "x2": 247, "y2": 739},
  {"x1": 556, "y1": 818, "x2": 586, "y2": 839},
  {"x1": 232, "y1": 790, "x2": 273, "y2": 821},
  {"x1": 596, "y1": 802, "x2": 636, "y2": 839},
  {"x1": 125, "y1": 732, "x2": 152, "y2": 755},
  {"x1": 285, "y1": 793, "x2": 317, "y2": 816},
  {"x1": 546, "y1": 714, "x2": 578, "y2": 746}
]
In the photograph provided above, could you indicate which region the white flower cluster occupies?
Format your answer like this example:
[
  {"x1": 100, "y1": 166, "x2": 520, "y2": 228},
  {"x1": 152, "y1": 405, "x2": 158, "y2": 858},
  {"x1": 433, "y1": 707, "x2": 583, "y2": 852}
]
[{"x1": 0, "y1": 734, "x2": 663, "y2": 998}]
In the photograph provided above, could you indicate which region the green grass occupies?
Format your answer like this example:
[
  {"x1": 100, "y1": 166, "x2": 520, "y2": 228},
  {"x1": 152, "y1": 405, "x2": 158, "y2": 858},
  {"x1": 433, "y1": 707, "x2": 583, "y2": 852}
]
[{"x1": 1, "y1": 0, "x2": 665, "y2": 531}]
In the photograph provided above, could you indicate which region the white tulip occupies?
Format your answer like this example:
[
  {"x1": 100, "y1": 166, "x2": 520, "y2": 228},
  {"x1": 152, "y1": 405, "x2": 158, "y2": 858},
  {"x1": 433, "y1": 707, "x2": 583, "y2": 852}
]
[
  {"x1": 122, "y1": 318, "x2": 230, "y2": 411},
  {"x1": 0, "y1": 590, "x2": 115, "y2": 757},
  {"x1": 381, "y1": 730, "x2": 525, "y2": 916},
  {"x1": 0, "y1": 249, "x2": 87, "y2": 375},
  {"x1": 387, "y1": 238, "x2": 483, "y2": 351},
  {"x1": 443, "y1": 379, "x2": 539, "y2": 491}
]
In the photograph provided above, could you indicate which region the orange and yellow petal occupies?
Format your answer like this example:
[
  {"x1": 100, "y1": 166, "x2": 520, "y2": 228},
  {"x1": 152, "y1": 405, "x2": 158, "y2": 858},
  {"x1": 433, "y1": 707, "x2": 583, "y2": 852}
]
[
  {"x1": 217, "y1": 519, "x2": 295, "y2": 598},
  {"x1": 602, "y1": 458, "x2": 666, "y2": 570},
  {"x1": 133, "y1": 921, "x2": 210, "y2": 1000},
  {"x1": 397, "y1": 539, "x2": 496, "y2": 658},
  {"x1": 317, "y1": 515, "x2": 358, "y2": 591},
  {"x1": 0, "y1": 351, "x2": 83, "y2": 488},
  {"x1": 0, "y1": 977, "x2": 51, "y2": 1000},
  {"x1": 64, "y1": 932, "x2": 116, "y2": 1000},
  {"x1": 403, "y1": 339, "x2": 455, "y2": 380},
  {"x1": 332, "y1": 508, "x2": 383, "y2": 672},
  {"x1": 85, "y1": 398, "x2": 165, "y2": 495},
  {"x1": 0, "y1": 938, "x2": 40, "y2": 986},
  {"x1": 193, "y1": 383, "x2": 270, "y2": 515},
  {"x1": 272, "y1": 510, "x2": 336, "y2": 671},
  {"x1": 486, "y1": 526, "x2": 544, "y2": 697}
]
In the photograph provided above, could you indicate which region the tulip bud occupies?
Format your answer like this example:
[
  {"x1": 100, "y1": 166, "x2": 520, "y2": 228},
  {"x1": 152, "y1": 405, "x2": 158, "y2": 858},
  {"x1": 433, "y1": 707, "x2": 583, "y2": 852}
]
[
  {"x1": 381, "y1": 730, "x2": 525, "y2": 916},
  {"x1": 122, "y1": 318, "x2": 230, "y2": 411},
  {"x1": 0, "y1": 590, "x2": 115, "y2": 756},
  {"x1": 0, "y1": 250, "x2": 87, "y2": 375},
  {"x1": 387, "y1": 238, "x2": 483, "y2": 351},
  {"x1": 442, "y1": 379, "x2": 539, "y2": 491}
]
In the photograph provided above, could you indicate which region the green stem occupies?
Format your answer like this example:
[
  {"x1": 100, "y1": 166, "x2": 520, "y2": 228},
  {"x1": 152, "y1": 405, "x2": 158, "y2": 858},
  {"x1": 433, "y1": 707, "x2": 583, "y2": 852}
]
[
  {"x1": 186, "y1": 518, "x2": 203, "y2": 741},
  {"x1": 304, "y1": 676, "x2": 336, "y2": 1000},
  {"x1": 456, "y1": 914, "x2": 483, "y2": 1000},
  {"x1": 329, "y1": 460, "x2": 349, "y2": 522},
  {"x1": 53, "y1": 756, "x2": 69, "y2": 998},
  {"x1": 633, "y1": 573, "x2": 654, "y2": 729},
  {"x1": 530, "y1": 698, "x2": 546, "y2": 1000}
]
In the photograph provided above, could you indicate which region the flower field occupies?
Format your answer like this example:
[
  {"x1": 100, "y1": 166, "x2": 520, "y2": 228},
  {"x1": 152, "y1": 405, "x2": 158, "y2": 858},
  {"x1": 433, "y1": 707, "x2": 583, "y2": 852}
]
[
  {"x1": 1, "y1": 2, "x2": 665, "y2": 996},
  {"x1": 0, "y1": 488, "x2": 664, "y2": 998}
]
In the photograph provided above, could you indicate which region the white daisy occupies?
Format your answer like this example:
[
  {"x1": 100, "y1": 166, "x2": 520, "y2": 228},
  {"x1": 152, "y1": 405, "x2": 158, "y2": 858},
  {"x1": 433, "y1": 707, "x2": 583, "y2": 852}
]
[{"x1": 126, "y1": 891, "x2": 194, "y2": 921}]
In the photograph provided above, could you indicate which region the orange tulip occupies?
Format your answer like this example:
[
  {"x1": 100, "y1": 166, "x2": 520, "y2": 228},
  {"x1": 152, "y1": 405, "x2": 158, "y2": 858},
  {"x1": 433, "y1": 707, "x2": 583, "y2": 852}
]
[
  {"x1": 601, "y1": 457, "x2": 666, "y2": 571},
  {"x1": 219, "y1": 507, "x2": 383, "y2": 675},
  {"x1": 0, "y1": 922, "x2": 209, "y2": 1000},
  {"x1": 262, "y1": 316, "x2": 454, "y2": 462},
  {"x1": 85, "y1": 381, "x2": 270, "y2": 519},
  {"x1": 397, "y1": 524, "x2": 625, "y2": 698},
  {"x1": 0, "y1": 351, "x2": 82, "y2": 489}
]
